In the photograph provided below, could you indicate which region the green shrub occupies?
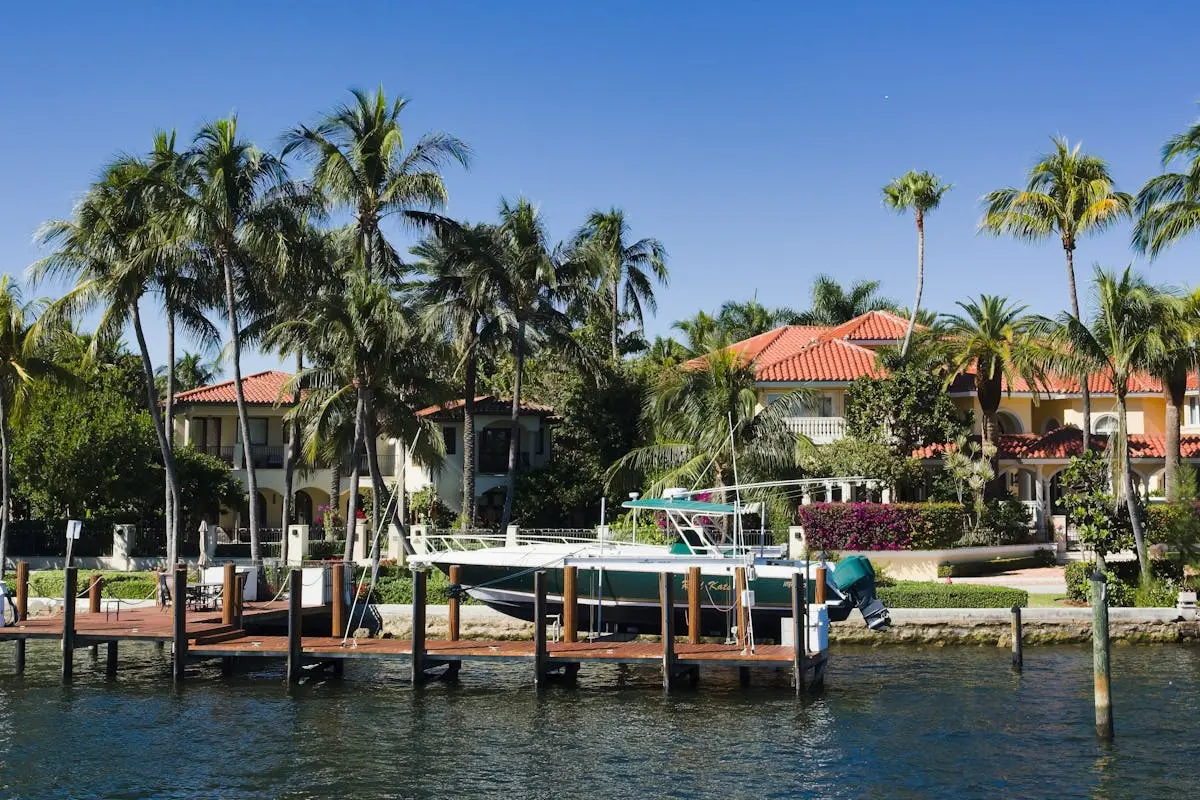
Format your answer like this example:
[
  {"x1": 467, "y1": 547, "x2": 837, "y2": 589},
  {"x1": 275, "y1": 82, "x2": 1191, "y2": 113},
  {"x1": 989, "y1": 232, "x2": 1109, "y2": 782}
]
[
  {"x1": 4, "y1": 571, "x2": 158, "y2": 601},
  {"x1": 1062, "y1": 560, "x2": 1176, "y2": 607},
  {"x1": 356, "y1": 565, "x2": 466, "y2": 605},
  {"x1": 307, "y1": 540, "x2": 347, "y2": 561},
  {"x1": 1134, "y1": 578, "x2": 1182, "y2": 608},
  {"x1": 878, "y1": 581, "x2": 1028, "y2": 608}
]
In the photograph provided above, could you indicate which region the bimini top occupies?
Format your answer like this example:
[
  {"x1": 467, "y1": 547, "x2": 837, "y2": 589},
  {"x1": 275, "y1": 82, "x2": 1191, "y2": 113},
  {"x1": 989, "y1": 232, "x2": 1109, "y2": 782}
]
[{"x1": 621, "y1": 497, "x2": 738, "y2": 515}]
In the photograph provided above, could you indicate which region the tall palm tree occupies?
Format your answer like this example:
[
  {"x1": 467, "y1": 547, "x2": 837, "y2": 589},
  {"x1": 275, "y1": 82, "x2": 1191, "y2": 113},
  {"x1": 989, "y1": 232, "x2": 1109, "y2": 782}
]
[
  {"x1": 793, "y1": 275, "x2": 898, "y2": 326},
  {"x1": 883, "y1": 170, "x2": 952, "y2": 357},
  {"x1": 1140, "y1": 289, "x2": 1200, "y2": 501},
  {"x1": 609, "y1": 348, "x2": 811, "y2": 519},
  {"x1": 157, "y1": 351, "x2": 220, "y2": 393},
  {"x1": 177, "y1": 117, "x2": 294, "y2": 566},
  {"x1": 1040, "y1": 267, "x2": 1174, "y2": 584},
  {"x1": 573, "y1": 209, "x2": 667, "y2": 362},
  {"x1": 1133, "y1": 114, "x2": 1200, "y2": 257},
  {"x1": 715, "y1": 298, "x2": 803, "y2": 341},
  {"x1": 413, "y1": 223, "x2": 501, "y2": 525},
  {"x1": 0, "y1": 278, "x2": 71, "y2": 577},
  {"x1": 981, "y1": 136, "x2": 1132, "y2": 445},
  {"x1": 936, "y1": 295, "x2": 1044, "y2": 447},
  {"x1": 484, "y1": 198, "x2": 593, "y2": 530},
  {"x1": 672, "y1": 311, "x2": 723, "y2": 355}
]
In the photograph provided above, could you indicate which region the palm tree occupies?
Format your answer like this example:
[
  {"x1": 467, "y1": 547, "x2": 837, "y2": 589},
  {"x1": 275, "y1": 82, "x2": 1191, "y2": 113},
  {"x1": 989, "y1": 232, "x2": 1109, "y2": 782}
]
[
  {"x1": 1133, "y1": 114, "x2": 1200, "y2": 257},
  {"x1": 981, "y1": 136, "x2": 1132, "y2": 445},
  {"x1": 715, "y1": 298, "x2": 803, "y2": 341},
  {"x1": 157, "y1": 351, "x2": 220, "y2": 394},
  {"x1": 0, "y1": 278, "x2": 71, "y2": 577},
  {"x1": 672, "y1": 311, "x2": 723, "y2": 355},
  {"x1": 883, "y1": 170, "x2": 952, "y2": 357},
  {"x1": 936, "y1": 295, "x2": 1044, "y2": 447},
  {"x1": 573, "y1": 209, "x2": 667, "y2": 362},
  {"x1": 1140, "y1": 289, "x2": 1200, "y2": 501},
  {"x1": 609, "y1": 348, "x2": 810, "y2": 519},
  {"x1": 794, "y1": 275, "x2": 898, "y2": 326},
  {"x1": 1040, "y1": 267, "x2": 1174, "y2": 584},
  {"x1": 413, "y1": 223, "x2": 501, "y2": 525},
  {"x1": 177, "y1": 117, "x2": 295, "y2": 566}
]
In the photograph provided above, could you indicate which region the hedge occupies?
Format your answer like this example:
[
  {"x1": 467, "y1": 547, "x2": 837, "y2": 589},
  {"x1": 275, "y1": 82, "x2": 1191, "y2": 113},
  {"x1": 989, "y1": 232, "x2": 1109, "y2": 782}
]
[
  {"x1": 1064, "y1": 559, "x2": 1186, "y2": 606},
  {"x1": 3, "y1": 570, "x2": 159, "y2": 601},
  {"x1": 356, "y1": 565, "x2": 469, "y2": 605},
  {"x1": 797, "y1": 503, "x2": 965, "y2": 551},
  {"x1": 878, "y1": 581, "x2": 1028, "y2": 608}
]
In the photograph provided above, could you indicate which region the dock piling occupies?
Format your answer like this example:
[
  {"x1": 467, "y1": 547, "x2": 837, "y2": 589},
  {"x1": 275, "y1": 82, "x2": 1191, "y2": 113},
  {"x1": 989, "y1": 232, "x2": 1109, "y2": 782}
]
[
  {"x1": 1092, "y1": 561, "x2": 1113, "y2": 740},
  {"x1": 1011, "y1": 605, "x2": 1023, "y2": 672},
  {"x1": 533, "y1": 570, "x2": 547, "y2": 688},
  {"x1": 287, "y1": 569, "x2": 302, "y2": 684},
  {"x1": 734, "y1": 567, "x2": 748, "y2": 650},
  {"x1": 15, "y1": 561, "x2": 28, "y2": 673},
  {"x1": 661, "y1": 572, "x2": 676, "y2": 693},
  {"x1": 105, "y1": 641, "x2": 118, "y2": 677},
  {"x1": 448, "y1": 565, "x2": 461, "y2": 642},
  {"x1": 222, "y1": 563, "x2": 236, "y2": 627},
  {"x1": 61, "y1": 567, "x2": 77, "y2": 682},
  {"x1": 791, "y1": 575, "x2": 805, "y2": 695},
  {"x1": 410, "y1": 567, "x2": 427, "y2": 684},
  {"x1": 687, "y1": 566, "x2": 701, "y2": 644},
  {"x1": 562, "y1": 565, "x2": 578, "y2": 643},
  {"x1": 234, "y1": 573, "x2": 245, "y2": 630},
  {"x1": 331, "y1": 562, "x2": 345, "y2": 637},
  {"x1": 88, "y1": 574, "x2": 102, "y2": 614},
  {"x1": 172, "y1": 566, "x2": 186, "y2": 682},
  {"x1": 814, "y1": 565, "x2": 827, "y2": 605}
]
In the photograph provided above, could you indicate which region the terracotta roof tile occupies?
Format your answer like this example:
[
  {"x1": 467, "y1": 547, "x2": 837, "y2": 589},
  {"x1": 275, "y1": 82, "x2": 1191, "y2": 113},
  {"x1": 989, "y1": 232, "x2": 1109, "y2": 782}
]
[
  {"x1": 416, "y1": 395, "x2": 557, "y2": 420},
  {"x1": 757, "y1": 338, "x2": 885, "y2": 382},
  {"x1": 818, "y1": 310, "x2": 912, "y2": 342},
  {"x1": 948, "y1": 370, "x2": 1174, "y2": 396},
  {"x1": 173, "y1": 371, "x2": 293, "y2": 405},
  {"x1": 912, "y1": 429, "x2": 1200, "y2": 461}
]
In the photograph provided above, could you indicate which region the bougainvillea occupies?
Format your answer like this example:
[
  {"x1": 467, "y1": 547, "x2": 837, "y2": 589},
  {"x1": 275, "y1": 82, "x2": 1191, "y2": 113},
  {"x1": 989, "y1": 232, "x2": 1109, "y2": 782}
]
[{"x1": 796, "y1": 502, "x2": 965, "y2": 551}]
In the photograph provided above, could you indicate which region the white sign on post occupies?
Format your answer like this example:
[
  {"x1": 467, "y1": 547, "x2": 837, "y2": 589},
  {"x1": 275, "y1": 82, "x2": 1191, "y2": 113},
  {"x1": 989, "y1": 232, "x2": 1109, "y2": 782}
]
[{"x1": 66, "y1": 520, "x2": 83, "y2": 540}]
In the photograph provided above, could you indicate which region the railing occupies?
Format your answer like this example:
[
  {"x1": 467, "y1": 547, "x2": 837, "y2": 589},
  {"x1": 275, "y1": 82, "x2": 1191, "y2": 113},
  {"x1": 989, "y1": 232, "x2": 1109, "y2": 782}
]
[
  {"x1": 411, "y1": 527, "x2": 785, "y2": 557},
  {"x1": 478, "y1": 452, "x2": 532, "y2": 475},
  {"x1": 200, "y1": 444, "x2": 236, "y2": 465},
  {"x1": 341, "y1": 453, "x2": 399, "y2": 477},
  {"x1": 784, "y1": 416, "x2": 847, "y2": 443}
]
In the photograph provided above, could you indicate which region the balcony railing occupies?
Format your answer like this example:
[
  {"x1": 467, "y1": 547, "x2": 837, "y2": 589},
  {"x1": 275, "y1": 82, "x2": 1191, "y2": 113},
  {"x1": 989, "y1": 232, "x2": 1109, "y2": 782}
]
[
  {"x1": 784, "y1": 416, "x2": 846, "y2": 444},
  {"x1": 200, "y1": 444, "x2": 236, "y2": 465}
]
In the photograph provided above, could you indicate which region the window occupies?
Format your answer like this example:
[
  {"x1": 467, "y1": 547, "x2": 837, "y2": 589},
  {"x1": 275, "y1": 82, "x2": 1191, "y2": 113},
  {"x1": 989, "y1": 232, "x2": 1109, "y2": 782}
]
[
  {"x1": 478, "y1": 427, "x2": 511, "y2": 473},
  {"x1": 442, "y1": 425, "x2": 457, "y2": 456},
  {"x1": 1093, "y1": 414, "x2": 1118, "y2": 435},
  {"x1": 235, "y1": 418, "x2": 269, "y2": 446},
  {"x1": 802, "y1": 395, "x2": 835, "y2": 417},
  {"x1": 536, "y1": 426, "x2": 546, "y2": 455},
  {"x1": 1188, "y1": 397, "x2": 1200, "y2": 427}
]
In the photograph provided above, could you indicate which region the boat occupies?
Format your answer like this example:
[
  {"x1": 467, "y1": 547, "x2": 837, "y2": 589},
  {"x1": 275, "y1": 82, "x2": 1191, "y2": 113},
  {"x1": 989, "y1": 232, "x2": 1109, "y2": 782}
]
[{"x1": 413, "y1": 481, "x2": 891, "y2": 645}]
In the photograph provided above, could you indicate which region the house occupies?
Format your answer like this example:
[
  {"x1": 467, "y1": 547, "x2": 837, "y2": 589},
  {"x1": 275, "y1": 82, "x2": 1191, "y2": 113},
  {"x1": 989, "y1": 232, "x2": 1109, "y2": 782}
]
[
  {"x1": 714, "y1": 309, "x2": 1200, "y2": 519},
  {"x1": 171, "y1": 372, "x2": 556, "y2": 532}
]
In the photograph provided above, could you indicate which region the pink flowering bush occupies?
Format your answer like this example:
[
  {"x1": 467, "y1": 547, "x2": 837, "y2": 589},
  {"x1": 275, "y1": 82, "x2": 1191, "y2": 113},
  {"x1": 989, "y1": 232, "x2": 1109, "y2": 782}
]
[{"x1": 797, "y1": 502, "x2": 964, "y2": 551}]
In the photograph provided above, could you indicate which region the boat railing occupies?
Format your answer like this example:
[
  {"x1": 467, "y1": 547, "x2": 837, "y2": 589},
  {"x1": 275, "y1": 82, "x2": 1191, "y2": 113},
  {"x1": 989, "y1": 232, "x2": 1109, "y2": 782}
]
[{"x1": 413, "y1": 528, "x2": 604, "y2": 555}]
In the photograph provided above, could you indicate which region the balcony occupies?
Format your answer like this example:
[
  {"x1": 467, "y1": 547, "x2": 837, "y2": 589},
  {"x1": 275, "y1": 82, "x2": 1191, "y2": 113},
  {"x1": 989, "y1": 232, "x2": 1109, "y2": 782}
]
[
  {"x1": 785, "y1": 416, "x2": 846, "y2": 444},
  {"x1": 341, "y1": 453, "x2": 399, "y2": 477}
]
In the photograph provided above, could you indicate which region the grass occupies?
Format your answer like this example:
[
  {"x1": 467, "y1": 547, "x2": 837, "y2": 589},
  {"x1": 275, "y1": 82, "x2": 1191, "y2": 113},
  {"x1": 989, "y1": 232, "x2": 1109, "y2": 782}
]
[{"x1": 1026, "y1": 592, "x2": 1073, "y2": 608}]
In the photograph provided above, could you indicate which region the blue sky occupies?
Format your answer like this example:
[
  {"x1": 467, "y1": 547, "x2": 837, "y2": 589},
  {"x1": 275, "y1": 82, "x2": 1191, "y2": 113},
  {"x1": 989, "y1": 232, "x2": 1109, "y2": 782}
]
[{"x1": 3, "y1": 1, "x2": 1200, "y2": 376}]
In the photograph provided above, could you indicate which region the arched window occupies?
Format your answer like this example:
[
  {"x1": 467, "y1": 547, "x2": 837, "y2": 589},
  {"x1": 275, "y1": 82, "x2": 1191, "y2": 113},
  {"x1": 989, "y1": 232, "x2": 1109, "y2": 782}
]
[
  {"x1": 1093, "y1": 414, "x2": 1118, "y2": 435},
  {"x1": 996, "y1": 410, "x2": 1024, "y2": 434},
  {"x1": 293, "y1": 491, "x2": 313, "y2": 525},
  {"x1": 1042, "y1": 418, "x2": 1060, "y2": 434}
]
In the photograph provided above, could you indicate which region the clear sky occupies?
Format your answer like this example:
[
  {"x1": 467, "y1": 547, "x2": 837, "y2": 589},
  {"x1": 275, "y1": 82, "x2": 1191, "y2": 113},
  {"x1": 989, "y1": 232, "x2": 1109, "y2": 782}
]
[{"x1": 3, "y1": 1, "x2": 1200, "y2": 376}]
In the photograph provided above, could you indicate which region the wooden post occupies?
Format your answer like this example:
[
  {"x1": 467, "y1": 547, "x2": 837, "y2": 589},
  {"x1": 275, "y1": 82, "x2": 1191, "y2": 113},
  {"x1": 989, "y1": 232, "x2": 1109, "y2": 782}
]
[
  {"x1": 172, "y1": 565, "x2": 186, "y2": 682},
  {"x1": 734, "y1": 567, "x2": 748, "y2": 650},
  {"x1": 661, "y1": 572, "x2": 676, "y2": 693},
  {"x1": 234, "y1": 573, "x2": 245, "y2": 630},
  {"x1": 533, "y1": 570, "x2": 547, "y2": 688},
  {"x1": 105, "y1": 641, "x2": 118, "y2": 677},
  {"x1": 15, "y1": 561, "x2": 28, "y2": 673},
  {"x1": 88, "y1": 574, "x2": 102, "y2": 614},
  {"x1": 410, "y1": 567, "x2": 427, "y2": 684},
  {"x1": 687, "y1": 566, "x2": 702, "y2": 645},
  {"x1": 448, "y1": 564, "x2": 462, "y2": 642},
  {"x1": 814, "y1": 565, "x2": 827, "y2": 605},
  {"x1": 287, "y1": 569, "x2": 302, "y2": 684},
  {"x1": 1092, "y1": 560, "x2": 1113, "y2": 740},
  {"x1": 562, "y1": 565, "x2": 577, "y2": 643},
  {"x1": 331, "y1": 562, "x2": 346, "y2": 638},
  {"x1": 1011, "y1": 605, "x2": 1023, "y2": 672},
  {"x1": 791, "y1": 574, "x2": 806, "y2": 695},
  {"x1": 221, "y1": 563, "x2": 236, "y2": 627},
  {"x1": 61, "y1": 567, "x2": 77, "y2": 682}
]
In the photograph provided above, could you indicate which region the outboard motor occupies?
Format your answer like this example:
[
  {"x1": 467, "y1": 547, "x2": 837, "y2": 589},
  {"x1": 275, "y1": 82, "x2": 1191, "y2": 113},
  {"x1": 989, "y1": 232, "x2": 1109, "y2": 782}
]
[{"x1": 832, "y1": 556, "x2": 891, "y2": 631}]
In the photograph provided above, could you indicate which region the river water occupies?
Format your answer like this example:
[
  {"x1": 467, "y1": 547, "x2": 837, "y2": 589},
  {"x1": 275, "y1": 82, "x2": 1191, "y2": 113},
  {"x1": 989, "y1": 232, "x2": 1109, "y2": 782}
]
[{"x1": 0, "y1": 641, "x2": 1197, "y2": 799}]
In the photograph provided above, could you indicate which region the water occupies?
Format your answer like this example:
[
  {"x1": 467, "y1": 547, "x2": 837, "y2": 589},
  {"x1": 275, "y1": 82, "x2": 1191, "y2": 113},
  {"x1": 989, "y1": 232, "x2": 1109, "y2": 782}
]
[{"x1": 0, "y1": 642, "x2": 1197, "y2": 799}]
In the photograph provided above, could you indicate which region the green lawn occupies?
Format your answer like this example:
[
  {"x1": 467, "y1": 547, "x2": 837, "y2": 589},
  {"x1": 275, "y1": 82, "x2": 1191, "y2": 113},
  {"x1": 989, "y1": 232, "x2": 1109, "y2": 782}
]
[{"x1": 1027, "y1": 592, "x2": 1073, "y2": 608}]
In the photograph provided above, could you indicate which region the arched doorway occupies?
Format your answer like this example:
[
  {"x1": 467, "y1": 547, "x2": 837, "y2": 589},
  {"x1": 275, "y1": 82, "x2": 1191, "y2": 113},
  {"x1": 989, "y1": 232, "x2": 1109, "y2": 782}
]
[
  {"x1": 1042, "y1": 418, "x2": 1060, "y2": 434},
  {"x1": 996, "y1": 410, "x2": 1024, "y2": 434},
  {"x1": 236, "y1": 491, "x2": 268, "y2": 538},
  {"x1": 478, "y1": 487, "x2": 507, "y2": 527},
  {"x1": 293, "y1": 490, "x2": 314, "y2": 525}
]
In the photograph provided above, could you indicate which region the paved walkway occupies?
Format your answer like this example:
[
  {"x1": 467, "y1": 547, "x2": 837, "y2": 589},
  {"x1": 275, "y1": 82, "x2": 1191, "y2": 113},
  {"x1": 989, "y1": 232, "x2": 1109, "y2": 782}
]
[{"x1": 951, "y1": 566, "x2": 1067, "y2": 595}]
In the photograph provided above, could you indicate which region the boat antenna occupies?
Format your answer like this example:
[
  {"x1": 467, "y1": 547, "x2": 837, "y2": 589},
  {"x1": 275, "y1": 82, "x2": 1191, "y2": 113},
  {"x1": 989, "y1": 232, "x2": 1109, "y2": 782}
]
[{"x1": 727, "y1": 411, "x2": 743, "y2": 552}]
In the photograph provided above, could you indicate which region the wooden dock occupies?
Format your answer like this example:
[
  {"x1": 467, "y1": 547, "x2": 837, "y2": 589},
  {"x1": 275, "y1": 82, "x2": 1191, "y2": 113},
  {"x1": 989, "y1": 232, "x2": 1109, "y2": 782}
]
[{"x1": 0, "y1": 563, "x2": 828, "y2": 694}]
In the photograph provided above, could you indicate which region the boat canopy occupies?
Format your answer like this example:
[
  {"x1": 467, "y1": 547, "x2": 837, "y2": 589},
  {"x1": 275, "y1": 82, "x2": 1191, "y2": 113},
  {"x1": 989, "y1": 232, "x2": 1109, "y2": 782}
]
[{"x1": 621, "y1": 498, "x2": 738, "y2": 515}]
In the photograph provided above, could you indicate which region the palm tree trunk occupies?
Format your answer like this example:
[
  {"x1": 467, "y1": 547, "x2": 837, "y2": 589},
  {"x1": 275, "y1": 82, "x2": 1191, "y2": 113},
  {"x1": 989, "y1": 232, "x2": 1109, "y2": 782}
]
[
  {"x1": 612, "y1": 278, "x2": 620, "y2": 362},
  {"x1": 500, "y1": 323, "x2": 525, "y2": 531},
  {"x1": 0, "y1": 394, "x2": 10, "y2": 580},
  {"x1": 461, "y1": 330, "x2": 478, "y2": 526},
  {"x1": 280, "y1": 352, "x2": 302, "y2": 564},
  {"x1": 1164, "y1": 376, "x2": 1185, "y2": 502},
  {"x1": 901, "y1": 210, "x2": 924, "y2": 357},
  {"x1": 220, "y1": 252, "x2": 261, "y2": 566},
  {"x1": 363, "y1": 396, "x2": 412, "y2": 563},
  {"x1": 165, "y1": 303, "x2": 178, "y2": 561},
  {"x1": 343, "y1": 387, "x2": 367, "y2": 563},
  {"x1": 1118, "y1": 396, "x2": 1151, "y2": 584},
  {"x1": 1064, "y1": 247, "x2": 1093, "y2": 450},
  {"x1": 329, "y1": 460, "x2": 341, "y2": 535},
  {"x1": 130, "y1": 301, "x2": 181, "y2": 567}
]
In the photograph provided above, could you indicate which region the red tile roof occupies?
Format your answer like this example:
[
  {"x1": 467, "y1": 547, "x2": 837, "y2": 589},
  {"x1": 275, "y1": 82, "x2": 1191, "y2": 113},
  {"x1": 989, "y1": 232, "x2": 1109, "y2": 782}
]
[
  {"x1": 819, "y1": 310, "x2": 912, "y2": 342},
  {"x1": 757, "y1": 338, "x2": 885, "y2": 382},
  {"x1": 912, "y1": 429, "x2": 1200, "y2": 461},
  {"x1": 173, "y1": 371, "x2": 293, "y2": 405},
  {"x1": 947, "y1": 369, "x2": 1195, "y2": 396},
  {"x1": 416, "y1": 395, "x2": 557, "y2": 420}
]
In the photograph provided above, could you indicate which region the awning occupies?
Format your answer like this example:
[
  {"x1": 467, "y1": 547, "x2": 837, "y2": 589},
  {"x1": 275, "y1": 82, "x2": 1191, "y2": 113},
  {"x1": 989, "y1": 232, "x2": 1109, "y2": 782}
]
[{"x1": 621, "y1": 498, "x2": 738, "y2": 515}]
